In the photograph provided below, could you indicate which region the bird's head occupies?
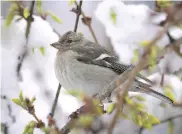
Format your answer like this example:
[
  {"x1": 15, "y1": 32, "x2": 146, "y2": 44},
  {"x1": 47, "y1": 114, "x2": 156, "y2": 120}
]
[{"x1": 50, "y1": 31, "x2": 83, "y2": 50}]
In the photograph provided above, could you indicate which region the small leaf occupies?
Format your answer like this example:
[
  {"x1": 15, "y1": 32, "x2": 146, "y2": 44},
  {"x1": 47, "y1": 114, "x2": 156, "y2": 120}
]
[
  {"x1": 143, "y1": 123, "x2": 152, "y2": 130},
  {"x1": 164, "y1": 90, "x2": 175, "y2": 102},
  {"x1": 47, "y1": 11, "x2": 62, "y2": 24},
  {"x1": 91, "y1": 99, "x2": 103, "y2": 115},
  {"x1": 81, "y1": 17, "x2": 92, "y2": 26},
  {"x1": 67, "y1": 89, "x2": 84, "y2": 99},
  {"x1": 149, "y1": 46, "x2": 158, "y2": 70},
  {"x1": 69, "y1": 0, "x2": 75, "y2": 6},
  {"x1": 41, "y1": 127, "x2": 49, "y2": 133},
  {"x1": 106, "y1": 103, "x2": 115, "y2": 114},
  {"x1": 29, "y1": 121, "x2": 36, "y2": 128},
  {"x1": 120, "y1": 112, "x2": 128, "y2": 119},
  {"x1": 131, "y1": 111, "x2": 137, "y2": 124},
  {"x1": 132, "y1": 49, "x2": 139, "y2": 63},
  {"x1": 148, "y1": 114, "x2": 160, "y2": 124},
  {"x1": 163, "y1": 85, "x2": 175, "y2": 102},
  {"x1": 110, "y1": 8, "x2": 117, "y2": 24},
  {"x1": 10, "y1": 3, "x2": 18, "y2": 12},
  {"x1": 125, "y1": 96, "x2": 133, "y2": 105},
  {"x1": 36, "y1": 0, "x2": 43, "y2": 14},
  {"x1": 157, "y1": 0, "x2": 173, "y2": 8},
  {"x1": 78, "y1": 32, "x2": 83, "y2": 36},
  {"x1": 78, "y1": 114, "x2": 93, "y2": 127},
  {"x1": 67, "y1": 90, "x2": 80, "y2": 96},
  {"x1": 23, "y1": 124, "x2": 29, "y2": 134},
  {"x1": 5, "y1": 11, "x2": 15, "y2": 26},
  {"x1": 23, "y1": 8, "x2": 30, "y2": 18},
  {"x1": 151, "y1": 46, "x2": 158, "y2": 58},
  {"x1": 135, "y1": 103, "x2": 145, "y2": 111},
  {"x1": 22, "y1": 100, "x2": 28, "y2": 109},
  {"x1": 39, "y1": 47, "x2": 45, "y2": 55},
  {"x1": 134, "y1": 95, "x2": 146, "y2": 101},
  {"x1": 137, "y1": 115, "x2": 143, "y2": 127},
  {"x1": 140, "y1": 41, "x2": 150, "y2": 47},
  {"x1": 19, "y1": 90, "x2": 24, "y2": 102},
  {"x1": 30, "y1": 96, "x2": 36, "y2": 105},
  {"x1": 27, "y1": 127, "x2": 34, "y2": 134},
  {"x1": 12, "y1": 98, "x2": 21, "y2": 106}
]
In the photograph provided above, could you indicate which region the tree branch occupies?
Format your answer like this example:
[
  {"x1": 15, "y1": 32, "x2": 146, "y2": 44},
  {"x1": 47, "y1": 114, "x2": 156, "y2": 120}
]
[
  {"x1": 75, "y1": 1, "x2": 99, "y2": 44},
  {"x1": 74, "y1": 1, "x2": 83, "y2": 32},
  {"x1": 1, "y1": 95, "x2": 16, "y2": 123},
  {"x1": 108, "y1": 22, "x2": 172, "y2": 134},
  {"x1": 50, "y1": 84, "x2": 61, "y2": 117},
  {"x1": 50, "y1": 0, "x2": 84, "y2": 118},
  {"x1": 59, "y1": 2, "x2": 182, "y2": 134},
  {"x1": 58, "y1": 1, "x2": 84, "y2": 134},
  {"x1": 16, "y1": 1, "x2": 35, "y2": 80}
]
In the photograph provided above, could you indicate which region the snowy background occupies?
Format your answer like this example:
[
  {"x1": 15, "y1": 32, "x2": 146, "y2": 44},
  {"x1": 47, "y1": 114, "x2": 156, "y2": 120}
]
[{"x1": 1, "y1": 0, "x2": 182, "y2": 134}]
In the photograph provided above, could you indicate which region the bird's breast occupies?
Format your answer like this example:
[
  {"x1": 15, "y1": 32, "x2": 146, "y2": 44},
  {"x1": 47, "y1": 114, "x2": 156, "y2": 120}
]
[{"x1": 54, "y1": 51, "x2": 118, "y2": 96}]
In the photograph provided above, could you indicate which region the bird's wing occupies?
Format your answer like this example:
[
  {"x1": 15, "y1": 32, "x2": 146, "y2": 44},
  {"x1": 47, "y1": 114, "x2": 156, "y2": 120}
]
[
  {"x1": 73, "y1": 44, "x2": 153, "y2": 84},
  {"x1": 73, "y1": 44, "x2": 174, "y2": 104}
]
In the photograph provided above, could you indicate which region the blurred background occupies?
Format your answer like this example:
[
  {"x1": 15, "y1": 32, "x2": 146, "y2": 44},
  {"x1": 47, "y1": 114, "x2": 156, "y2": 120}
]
[{"x1": 1, "y1": 1, "x2": 182, "y2": 134}]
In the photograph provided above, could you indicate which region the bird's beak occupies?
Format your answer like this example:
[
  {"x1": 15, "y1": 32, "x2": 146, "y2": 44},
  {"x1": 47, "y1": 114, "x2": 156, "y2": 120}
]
[{"x1": 50, "y1": 42, "x2": 60, "y2": 49}]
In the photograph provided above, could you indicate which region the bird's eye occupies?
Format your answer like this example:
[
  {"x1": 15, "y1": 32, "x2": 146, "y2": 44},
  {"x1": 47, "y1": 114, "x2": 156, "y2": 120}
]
[{"x1": 67, "y1": 39, "x2": 72, "y2": 43}]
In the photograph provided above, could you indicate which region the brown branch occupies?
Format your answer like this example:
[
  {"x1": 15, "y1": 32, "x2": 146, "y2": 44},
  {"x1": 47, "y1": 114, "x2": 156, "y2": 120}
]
[
  {"x1": 60, "y1": 119, "x2": 76, "y2": 134},
  {"x1": 58, "y1": 1, "x2": 83, "y2": 134},
  {"x1": 160, "y1": 74, "x2": 165, "y2": 86},
  {"x1": 74, "y1": 1, "x2": 83, "y2": 32},
  {"x1": 50, "y1": 84, "x2": 61, "y2": 117},
  {"x1": 59, "y1": 2, "x2": 182, "y2": 134},
  {"x1": 57, "y1": 20, "x2": 181, "y2": 134},
  {"x1": 16, "y1": 1, "x2": 35, "y2": 80},
  {"x1": 75, "y1": 1, "x2": 99, "y2": 44},
  {"x1": 108, "y1": 22, "x2": 172, "y2": 134},
  {"x1": 32, "y1": 112, "x2": 41, "y2": 123},
  {"x1": 51, "y1": 0, "x2": 84, "y2": 118}
]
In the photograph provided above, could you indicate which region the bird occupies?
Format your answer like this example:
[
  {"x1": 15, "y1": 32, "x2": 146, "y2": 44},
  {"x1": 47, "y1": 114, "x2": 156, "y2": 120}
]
[{"x1": 50, "y1": 31, "x2": 173, "y2": 104}]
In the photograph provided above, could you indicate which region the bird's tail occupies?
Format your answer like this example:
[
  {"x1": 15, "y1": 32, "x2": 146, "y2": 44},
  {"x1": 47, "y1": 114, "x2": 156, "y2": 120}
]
[{"x1": 134, "y1": 80, "x2": 173, "y2": 104}]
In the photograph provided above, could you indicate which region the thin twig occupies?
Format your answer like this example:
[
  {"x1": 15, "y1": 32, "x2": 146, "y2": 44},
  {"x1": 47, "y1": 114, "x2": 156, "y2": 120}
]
[
  {"x1": 139, "y1": 114, "x2": 182, "y2": 134},
  {"x1": 160, "y1": 74, "x2": 165, "y2": 86},
  {"x1": 50, "y1": 84, "x2": 61, "y2": 117},
  {"x1": 1, "y1": 95, "x2": 16, "y2": 123},
  {"x1": 108, "y1": 22, "x2": 172, "y2": 134},
  {"x1": 60, "y1": 119, "x2": 76, "y2": 134},
  {"x1": 154, "y1": 114, "x2": 182, "y2": 126},
  {"x1": 1, "y1": 123, "x2": 8, "y2": 134},
  {"x1": 58, "y1": 22, "x2": 181, "y2": 134},
  {"x1": 75, "y1": 1, "x2": 99, "y2": 44},
  {"x1": 32, "y1": 112, "x2": 41, "y2": 123},
  {"x1": 16, "y1": 1, "x2": 35, "y2": 80},
  {"x1": 50, "y1": 0, "x2": 83, "y2": 118},
  {"x1": 60, "y1": 3, "x2": 182, "y2": 134},
  {"x1": 58, "y1": 1, "x2": 83, "y2": 134},
  {"x1": 53, "y1": 28, "x2": 61, "y2": 37},
  {"x1": 74, "y1": 1, "x2": 83, "y2": 32}
]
